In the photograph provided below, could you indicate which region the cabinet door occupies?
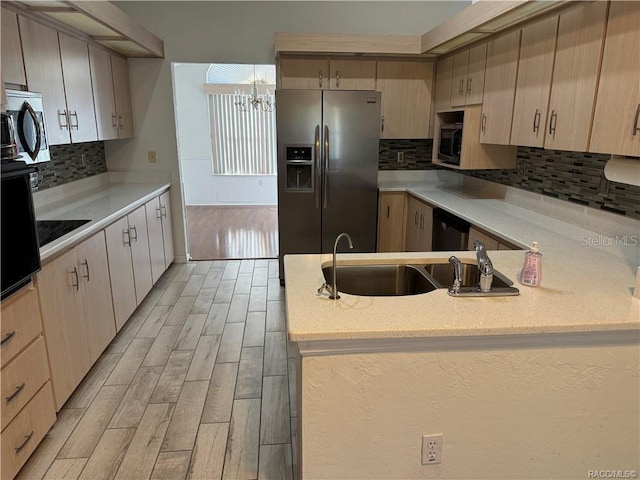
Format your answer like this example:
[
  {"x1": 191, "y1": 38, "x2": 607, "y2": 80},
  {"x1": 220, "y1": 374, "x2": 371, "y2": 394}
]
[
  {"x1": 329, "y1": 60, "x2": 376, "y2": 90},
  {"x1": 590, "y1": 1, "x2": 640, "y2": 157},
  {"x1": 404, "y1": 196, "x2": 422, "y2": 252},
  {"x1": 434, "y1": 56, "x2": 453, "y2": 112},
  {"x1": 37, "y1": 249, "x2": 90, "y2": 410},
  {"x1": 128, "y1": 205, "x2": 153, "y2": 304},
  {"x1": 111, "y1": 54, "x2": 134, "y2": 138},
  {"x1": 466, "y1": 42, "x2": 487, "y2": 105},
  {"x1": 417, "y1": 202, "x2": 433, "y2": 252},
  {"x1": 105, "y1": 216, "x2": 136, "y2": 331},
  {"x1": 450, "y1": 49, "x2": 470, "y2": 108},
  {"x1": 545, "y1": 1, "x2": 607, "y2": 152},
  {"x1": 160, "y1": 191, "x2": 175, "y2": 267},
  {"x1": 511, "y1": 16, "x2": 558, "y2": 148},
  {"x1": 145, "y1": 196, "x2": 166, "y2": 284},
  {"x1": 377, "y1": 192, "x2": 405, "y2": 253},
  {"x1": 480, "y1": 30, "x2": 521, "y2": 145},
  {"x1": 279, "y1": 58, "x2": 329, "y2": 90},
  {"x1": 468, "y1": 226, "x2": 500, "y2": 251},
  {"x1": 1, "y1": 9, "x2": 26, "y2": 85},
  {"x1": 75, "y1": 232, "x2": 116, "y2": 365},
  {"x1": 89, "y1": 45, "x2": 118, "y2": 141},
  {"x1": 19, "y1": 16, "x2": 69, "y2": 145},
  {"x1": 58, "y1": 33, "x2": 98, "y2": 143},
  {"x1": 376, "y1": 61, "x2": 433, "y2": 139}
]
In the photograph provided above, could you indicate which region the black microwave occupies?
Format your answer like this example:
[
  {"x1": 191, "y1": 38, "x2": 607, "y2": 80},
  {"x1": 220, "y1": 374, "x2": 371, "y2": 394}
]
[{"x1": 438, "y1": 122, "x2": 463, "y2": 165}]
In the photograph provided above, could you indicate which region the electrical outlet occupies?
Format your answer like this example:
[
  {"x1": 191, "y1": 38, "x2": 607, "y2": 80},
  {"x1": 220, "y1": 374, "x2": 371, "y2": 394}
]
[
  {"x1": 397, "y1": 151, "x2": 405, "y2": 163},
  {"x1": 421, "y1": 434, "x2": 443, "y2": 465},
  {"x1": 148, "y1": 150, "x2": 157, "y2": 163}
]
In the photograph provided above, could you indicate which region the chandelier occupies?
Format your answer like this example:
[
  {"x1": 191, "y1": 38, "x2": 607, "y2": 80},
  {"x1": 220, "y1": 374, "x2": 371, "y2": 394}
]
[{"x1": 234, "y1": 65, "x2": 275, "y2": 113}]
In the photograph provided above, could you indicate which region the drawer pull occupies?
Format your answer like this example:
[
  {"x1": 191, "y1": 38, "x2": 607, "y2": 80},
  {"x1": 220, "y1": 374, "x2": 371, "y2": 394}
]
[
  {"x1": 71, "y1": 267, "x2": 79, "y2": 291},
  {"x1": 1, "y1": 330, "x2": 17, "y2": 346},
  {"x1": 81, "y1": 259, "x2": 90, "y2": 282},
  {"x1": 6, "y1": 382, "x2": 26, "y2": 403},
  {"x1": 14, "y1": 431, "x2": 34, "y2": 454},
  {"x1": 156, "y1": 206, "x2": 162, "y2": 220},
  {"x1": 130, "y1": 225, "x2": 138, "y2": 242}
]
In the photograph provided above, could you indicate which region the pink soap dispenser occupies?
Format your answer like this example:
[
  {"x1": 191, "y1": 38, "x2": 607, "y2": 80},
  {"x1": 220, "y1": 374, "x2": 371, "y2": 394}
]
[{"x1": 520, "y1": 241, "x2": 542, "y2": 287}]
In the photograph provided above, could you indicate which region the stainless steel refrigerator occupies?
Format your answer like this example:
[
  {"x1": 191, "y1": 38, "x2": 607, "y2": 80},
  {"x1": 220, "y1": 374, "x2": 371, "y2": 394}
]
[{"x1": 276, "y1": 89, "x2": 381, "y2": 281}]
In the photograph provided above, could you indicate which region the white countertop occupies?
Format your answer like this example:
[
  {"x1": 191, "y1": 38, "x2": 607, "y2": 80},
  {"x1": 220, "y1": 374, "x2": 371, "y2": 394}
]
[
  {"x1": 35, "y1": 177, "x2": 170, "y2": 263},
  {"x1": 285, "y1": 171, "x2": 640, "y2": 342}
]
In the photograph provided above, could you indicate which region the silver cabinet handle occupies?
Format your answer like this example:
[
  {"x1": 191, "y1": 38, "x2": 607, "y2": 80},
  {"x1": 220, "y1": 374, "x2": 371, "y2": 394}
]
[
  {"x1": 123, "y1": 229, "x2": 131, "y2": 246},
  {"x1": 1, "y1": 330, "x2": 17, "y2": 347},
  {"x1": 81, "y1": 259, "x2": 90, "y2": 281},
  {"x1": 420, "y1": 214, "x2": 424, "y2": 230},
  {"x1": 118, "y1": 115, "x2": 124, "y2": 129},
  {"x1": 466, "y1": 77, "x2": 472, "y2": 95},
  {"x1": 381, "y1": 116, "x2": 385, "y2": 133},
  {"x1": 323, "y1": 125, "x2": 329, "y2": 208},
  {"x1": 459, "y1": 78, "x2": 464, "y2": 94},
  {"x1": 156, "y1": 206, "x2": 163, "y2": 220},
  {"x1": 14, "y1": 431, "x2": 34, "y2": 453},
  {"x1": 69, "y1": 111, "x2": 79, "y2": 129},
  {"x1": 6, "y1": 382, "x2": 26, "y2": 403},
  {"x1": 481, "y1": 114, "x2": 487, "y2": 133},
  {"x1": 71, "y1": 267, "x2": 79, "y2": 291},
  {"x1": 58, "y1": 110, "x2": 69, "y2": 129},
  {"x1": 130, "y1": 225, "x2": 138, "y2": 242},
  {"x1": 161, "y1": 205, "x2": 167, "y2": 218},
  {"x1": 533, "y1": 108, "x2": 541, "y2": 134},
  {"x1": 633, "y1": 104, "x2": 640, "y2": 137},
  {"x1": 336, "y1": 70, "x2": 340, "y2": 88},
  {"x1": 386, "y1": 205, "x2": 390, "y2": 218},
  {"x1": 549, "y1": 110, "x2": 557, "y2": 136},
  {"x1": 112, "y1": 113, "x2": 118, "y2": 129},
  {"x1": 414, "y1": 211, "x2": 419, "y2": 226},
  {"x1": 314, "y1": 125, "x2": 321, "y2": 209},
  {"x1": 319, "y1": 70, "x2": 323, "y2": 89}
]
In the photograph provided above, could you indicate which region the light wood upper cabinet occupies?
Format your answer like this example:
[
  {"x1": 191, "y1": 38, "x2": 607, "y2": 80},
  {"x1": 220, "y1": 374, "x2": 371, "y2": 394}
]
[
  {"x1": 480, "y1": 30, "x2": 521, "y2": 146},
  {"x1": 377, "y1": 192, "x2": 406, "y2": 253},
  {"x1": 111, "y1": 55, "x2": 134, "y2": 138},
  {"x1": 89, "y1": 45, "x2": 118, "y2": 141},
  {"x1": 74, "y1": 232, "x2": 116, "y2": 366},
  {"x1": 279, "y1": 58, "x2": 329, "y2": 90},
  {"x1": 450, "y1": 43, "x2": 486, "y2": 107},
  {"x1": 328, "y1": 59, "x2": 376, "y2": 90},
  {"x1": 510, "y1": 16, "x2": 558, "y2": 148},
  {"x1": 544, "y1": 1, "x2": 608, "y2": 152},
  {"x1": 590, "y1": 1, "x2": 640, "y2": 157},
  {"x1": 405, "y1": 195, "x2": 432, "y2": 252},
  {"x1": 105, "y1": 216, "x2": 137, "y2": 331},
  {"x1": 376, "y1": 61, "x2": 434, "y2": 139},
  {"x1": 434, "y1": 56, "x2": 453, "y2": 112},
  {"x1": 19, "y1": 16, "x2": 69, "y2": 146},
  {"x1": 1, "y1": 8, "x2": 26, "y2": 85},
  {"x1": 58, "y1": 33, "x2": 98, "y2": 143}
]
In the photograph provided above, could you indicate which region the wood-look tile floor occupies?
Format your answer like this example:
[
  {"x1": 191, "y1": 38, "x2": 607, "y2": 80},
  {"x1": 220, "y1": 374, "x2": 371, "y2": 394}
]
[
  {"x1": 18, "y1": 260, "x2": 297, "y2": 480},
  {"x1": 186, "y1": 206, "x2": 278, "y2": 261}
]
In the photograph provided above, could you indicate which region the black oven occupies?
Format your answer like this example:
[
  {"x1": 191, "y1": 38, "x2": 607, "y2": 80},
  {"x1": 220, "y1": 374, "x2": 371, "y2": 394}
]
[
  {"x1": 1, "y1": 161, "x2": 41, "y2": 300},
  {"x1": 438, "y1": 122, "x2": 463, "y2": 165}
]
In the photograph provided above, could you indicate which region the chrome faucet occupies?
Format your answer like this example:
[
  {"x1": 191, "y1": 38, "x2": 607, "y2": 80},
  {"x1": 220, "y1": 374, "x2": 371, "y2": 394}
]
[
  {"x1": 318, "y1": 232, "x2": 354, "y2": 300},
  {"x1": 474, "y1": 240, "x2": 493, "y2": 292},
  {"x1": 448, "y1": 256, "x2": 463, "y2": 293}
]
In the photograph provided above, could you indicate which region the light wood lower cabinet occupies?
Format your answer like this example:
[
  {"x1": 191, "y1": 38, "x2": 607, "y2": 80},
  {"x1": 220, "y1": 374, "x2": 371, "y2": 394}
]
[
  {"x1": 159, "y1": 191, "x2": 175, "y2": 268},
  {"x1": 405, "y1": 196, "x2": 433, "y2": 252},
  {"x1": 377, "y1": 192, "x2": 406, "y2": 252},
  {"x1": 128, "y1": 205, "x2": 153, "y2": 302}
]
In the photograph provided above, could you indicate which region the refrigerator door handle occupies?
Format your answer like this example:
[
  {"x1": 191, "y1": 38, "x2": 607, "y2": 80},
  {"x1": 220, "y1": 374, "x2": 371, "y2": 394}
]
[
  {"x1": 323, "y1": 125, "x2": 329, "y2": 208},
  {"x1": 314, "y1": 125, "x2": 321, "y2": 208}
]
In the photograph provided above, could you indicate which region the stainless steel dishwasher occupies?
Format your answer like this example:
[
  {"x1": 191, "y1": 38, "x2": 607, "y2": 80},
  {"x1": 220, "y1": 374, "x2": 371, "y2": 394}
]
[{"x1": 432, "y1": 208, "x2": 471, "y2": 251}]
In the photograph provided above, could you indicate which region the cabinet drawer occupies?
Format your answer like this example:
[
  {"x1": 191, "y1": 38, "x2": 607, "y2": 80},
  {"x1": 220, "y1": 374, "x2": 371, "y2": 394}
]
[
  {"x1": 1, "y1": 285, "x2": 42, "y2": 367},
  {"x1": 0, "y1": 382, "x2": 56, "y2": 480},
  {"x1": 1, "y1": 336, "x2": 50, "y2": 430}
]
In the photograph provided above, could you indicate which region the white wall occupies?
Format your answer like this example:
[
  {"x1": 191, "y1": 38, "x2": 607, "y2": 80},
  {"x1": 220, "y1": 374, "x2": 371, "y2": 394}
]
[
  {"x1": 172, "y1": 63, "x2": 277, "y2": 206},
  {"x1": 105, "y1": 1, "x2": 470, "y2": 259}
]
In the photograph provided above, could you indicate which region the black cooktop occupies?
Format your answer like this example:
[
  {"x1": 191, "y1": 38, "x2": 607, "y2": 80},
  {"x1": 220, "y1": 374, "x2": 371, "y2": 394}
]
[{"x1": 37, "y1": 219, "x2": 91, "y2": 247}]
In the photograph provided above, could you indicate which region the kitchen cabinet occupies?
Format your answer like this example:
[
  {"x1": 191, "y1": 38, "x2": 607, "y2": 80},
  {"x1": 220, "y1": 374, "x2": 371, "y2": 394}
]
[
  {"x1": 544, "y1": 1, "x2": 608, "y2": 152},
  {"x1": 468, "y1": 226, "x2": 517, "y2": 251},
  {"x1": 145, "y1": 191, "x2": 175, "y2": 283},
  {"x1": 510, "y1": 16, "x2": 558, "y2": 148},
  {"x1": 376, "y1": 61, "x2": 433, "y2": 139},
  {"x1": 405, "y1": 195, "x2": 432, "y2": 252},
  {"x1": 590, "y1": 1, "x2": 640, "y2": 157},
  {"x1": 1, "y1": 8, "x2": 26, "y2": 85},
  {"x1": 450, "y1": 43, "x2": 487, "y2": 107},
  {"x1": 89, "y1": 45, "x2": 118, "y2": 141},
  {"x1": 433, "y1": 56, "x2": 453, "y2": 112},
  {"x1": 377, "y1": 192, "x2": 406, "y2": 252},
  {"x1": 19, "y1": 17, "x2": 98, "y2": 145},
  {"x1": 111, "y1": 54, "x2": 134, "y2": 138},
  {"x1": 480, "y1": 30, "x2": 521, "y2": 145},
  {"x1": 105, "y1": 205, "x2": 153, "y2": 330},
  {"x1": 279, "y1": 58, "x2": 376, "y2": 90}
]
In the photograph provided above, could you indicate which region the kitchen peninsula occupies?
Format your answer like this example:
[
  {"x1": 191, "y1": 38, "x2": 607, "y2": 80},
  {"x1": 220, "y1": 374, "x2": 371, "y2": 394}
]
[{"x1": 285, "y1": 171, "x2": 640, "y2": 480}]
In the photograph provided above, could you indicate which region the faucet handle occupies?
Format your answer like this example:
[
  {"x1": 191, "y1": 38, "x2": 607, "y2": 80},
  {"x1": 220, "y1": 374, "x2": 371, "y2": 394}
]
[{"x1": 473, "y1": 241, "x2": 494, "y2": 275}]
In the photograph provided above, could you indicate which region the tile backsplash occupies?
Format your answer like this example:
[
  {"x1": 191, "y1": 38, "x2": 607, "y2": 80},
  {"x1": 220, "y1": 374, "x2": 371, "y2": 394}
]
[
  {"x1": 32, "y1": 141, "x2": 107, "y2": 191},
  {"x1": 378, "y1": 140, "x2": 640, "y2": 220}
]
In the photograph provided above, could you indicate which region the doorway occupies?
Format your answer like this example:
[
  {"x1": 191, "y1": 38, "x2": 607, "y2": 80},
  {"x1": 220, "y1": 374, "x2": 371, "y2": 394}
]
[{"x1": 172, "y1": 63, "x2": 278, "y2": 260}]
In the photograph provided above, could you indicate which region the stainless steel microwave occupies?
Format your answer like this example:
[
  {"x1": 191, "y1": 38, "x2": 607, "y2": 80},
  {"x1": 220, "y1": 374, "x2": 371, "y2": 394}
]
[
  {"x1": 437, "y1": 122, "x2": 463, "y2": 165},
  {"x1": 5, "y1": 89, "x2": 51, "y2": 164}
]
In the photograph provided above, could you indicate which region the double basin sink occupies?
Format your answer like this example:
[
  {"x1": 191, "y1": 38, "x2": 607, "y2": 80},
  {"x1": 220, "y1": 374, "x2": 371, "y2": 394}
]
[{"x1": 322, "y1": 261, "x2": 514, "y2": 297}]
